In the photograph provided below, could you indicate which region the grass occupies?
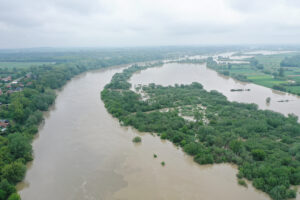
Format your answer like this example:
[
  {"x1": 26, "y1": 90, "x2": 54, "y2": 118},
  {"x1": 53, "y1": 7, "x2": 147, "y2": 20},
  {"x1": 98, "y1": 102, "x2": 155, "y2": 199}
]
[
  {"x1": 222, "y1": 53, "x2": 300, "y2": 96},
  {"x1": 286, "y1": 86, "x2": 300, "y2": 94},
  {"x1": 248, "y1": 75, "x2": 288, "y2": 88}
]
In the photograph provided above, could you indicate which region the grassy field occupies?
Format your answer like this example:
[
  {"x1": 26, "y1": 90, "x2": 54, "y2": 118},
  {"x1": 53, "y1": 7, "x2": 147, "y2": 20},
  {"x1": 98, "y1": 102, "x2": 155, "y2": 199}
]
[{"x1": 215, "y1": 52, "x2": 300, "y2": 95}]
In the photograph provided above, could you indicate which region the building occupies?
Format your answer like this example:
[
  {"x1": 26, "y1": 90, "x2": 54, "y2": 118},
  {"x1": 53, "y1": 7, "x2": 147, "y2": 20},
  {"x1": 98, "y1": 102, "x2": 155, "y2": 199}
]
[
  {"x1": 0, "y1": 120, "x2": 9, "y2": 128},
  {"x1": 2, "y1": 76, "x2": 12, "y2": 82},
  {"x1": 26, "y1": 72, "x2": 32, "y2": 78}
]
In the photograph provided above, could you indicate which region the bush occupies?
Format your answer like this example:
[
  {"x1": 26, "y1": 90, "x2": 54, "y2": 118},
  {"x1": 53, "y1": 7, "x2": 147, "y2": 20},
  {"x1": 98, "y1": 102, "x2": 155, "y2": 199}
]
[
  {"x1": 251, "y1": 149, "x2": 266, "y2": 161},
  {"x1": 1, "y1": 161, "x2": 26, "y2": 184},
  {"x1": 132, "y1": 136, "x2": 141, "y2": 143},
  {"x1": 238, "y1": 179, "x2": 247, "y2": 187},
  {"x1": 7, "y1": 193, "x2": 21, "y2": 200},
  {"x1": 160, "y1": 133, "x2": 167, "y2": 140}
]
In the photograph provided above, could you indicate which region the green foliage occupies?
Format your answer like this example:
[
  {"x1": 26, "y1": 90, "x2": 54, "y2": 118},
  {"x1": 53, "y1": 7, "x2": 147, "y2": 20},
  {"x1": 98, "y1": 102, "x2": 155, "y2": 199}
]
[
  {"x1": 8, "y1": 133, "x2": 32, "y2": 161},
  {"x1": 1, "y1": 161, "x2": 26, "y2": 184},
  {"x1": 238, "y1": 179, "x2": 247, "y2": 187},
  {"x1": 132, "y1": 136, "x2": 142, "y2": 143},
  {"x1": 0, "y1": 180, "x2": 15, "y2": 200},
  {"x1": 160, "y1": 133, "x2": 167, "y2": 140},
  {"x1": 281, "y1": 54, "x2": 300, "y2": 67},
  {"x1": 229, "y1": 140, "x2": 243, "y2": 155},
  {"x1": 7, "y1": 193, "x2": 20, "y2": 200},
  {"x1": 102, "y1": 64, "x2": 300, "y2": 200},
  {"x1": 251, "y1": 149, "x2": 266, "y2": 161},
  {"x1": 161, "y1": 161, "x2": 165, "y2": 166}
]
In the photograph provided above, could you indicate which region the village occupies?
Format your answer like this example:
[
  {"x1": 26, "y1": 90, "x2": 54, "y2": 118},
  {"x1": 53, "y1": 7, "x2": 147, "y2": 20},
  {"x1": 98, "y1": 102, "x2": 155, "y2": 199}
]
[
  {"x1": 0, "y1": 72, "x2": 33, "y2": 95},
  {"x1": 0, "y1": 70, "x2": 35, "y2": 133}
]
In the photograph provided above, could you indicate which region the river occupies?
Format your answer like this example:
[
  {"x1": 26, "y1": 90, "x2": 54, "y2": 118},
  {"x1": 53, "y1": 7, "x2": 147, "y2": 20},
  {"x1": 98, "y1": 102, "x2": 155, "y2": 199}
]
[
  {"x1": 18, "y1": 60, "x2": 300, "y2": 200},
  {"x1": 130, "y1": 63, "x2": 300, "y2": 120}
]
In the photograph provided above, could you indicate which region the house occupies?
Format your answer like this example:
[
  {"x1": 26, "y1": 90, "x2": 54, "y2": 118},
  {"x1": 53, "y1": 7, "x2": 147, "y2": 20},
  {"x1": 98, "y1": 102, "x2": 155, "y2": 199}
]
[
  {"x1": 6, "y1": 90, "x2": 14, "y2": 94},
  {"x1": 12, "y1": 80, "x2": 18, "y2": 84},
  {"x1": 0, "y1": 120, "x2": 9, "y2": 128},
  {"x1": 26, "y1": 82, "x2": 33, "y2": 86},
  {"x1": 6, "y1": 84, "x2": 11, "y2": 88},
  {"x1": 26, "y1": 73, "x2": 32, "y2": 78},
  {"x1": 15, "y1": 87, "x2": 22, "y2": 92},
  {"x1": 2, "y1": 76, "x2": 12, "y2": 82}
]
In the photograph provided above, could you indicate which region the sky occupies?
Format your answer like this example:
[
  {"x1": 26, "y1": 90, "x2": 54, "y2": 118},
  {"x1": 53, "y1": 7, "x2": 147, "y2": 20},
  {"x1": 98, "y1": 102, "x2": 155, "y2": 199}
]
[{"x1": 0, "y1": 0, "x2": 300, "y2": 48}]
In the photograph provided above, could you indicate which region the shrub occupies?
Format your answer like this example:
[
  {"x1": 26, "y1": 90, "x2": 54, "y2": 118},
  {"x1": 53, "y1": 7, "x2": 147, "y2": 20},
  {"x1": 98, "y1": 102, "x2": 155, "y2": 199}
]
[
  {"x1": 238, "y1": 179, "x2": 247, "y2": 187},
  {"x1": 132, "y1": 136, "x2": 141, "y2": 143}
]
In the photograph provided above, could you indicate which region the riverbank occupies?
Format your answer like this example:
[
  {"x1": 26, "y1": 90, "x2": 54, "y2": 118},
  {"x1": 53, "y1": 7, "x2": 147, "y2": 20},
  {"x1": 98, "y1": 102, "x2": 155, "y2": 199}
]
[{"x1": 205, "y1": 52, "x2": 300, "y2": 97}]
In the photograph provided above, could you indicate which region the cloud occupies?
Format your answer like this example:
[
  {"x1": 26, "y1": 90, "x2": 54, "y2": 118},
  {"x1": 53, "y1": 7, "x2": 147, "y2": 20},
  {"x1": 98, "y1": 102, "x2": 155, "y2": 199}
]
[{"x1": 0, "y1": 0, "x2": 300, "y2": 48}]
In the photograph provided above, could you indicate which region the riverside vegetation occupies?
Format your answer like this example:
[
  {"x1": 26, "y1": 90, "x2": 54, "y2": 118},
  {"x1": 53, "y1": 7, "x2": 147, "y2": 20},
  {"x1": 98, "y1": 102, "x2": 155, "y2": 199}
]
[
  {"x1": 101, "y1": 63, "x2": 300, "y2": 200},
  {"x1": 0, "y1": 48, "x2": 191, "y2": 200}
]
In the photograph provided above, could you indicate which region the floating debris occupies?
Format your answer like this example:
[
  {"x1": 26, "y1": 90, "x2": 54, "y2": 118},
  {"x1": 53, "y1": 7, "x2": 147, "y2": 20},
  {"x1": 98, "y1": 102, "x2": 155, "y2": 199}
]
[
  {"x1": 277, "y1": 99, "x2": 292, "y2": 103},
  {"x1": 230, "y1": 88, "x2": 251, "y2": 92}
]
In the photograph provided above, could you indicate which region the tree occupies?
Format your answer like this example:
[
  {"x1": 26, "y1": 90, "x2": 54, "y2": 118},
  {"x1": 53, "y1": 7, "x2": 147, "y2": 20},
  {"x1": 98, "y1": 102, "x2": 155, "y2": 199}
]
[
  {"x1": 279, "y1": 67, "x2": 284, "y2": 77},
  {"x1": 229, "y1": 140, "x2": 243, "y2": 155},
  {"x1": 7, "y1": 193, "x2": 21, "y2": 200},
  {"x1": 270, "y1": 185, "x2": 288, "y2": 200},
  {"x1": 1, "y1": 161, "x2": 26, "y2": 184},
  {"x1": 252, "y1": 149, "x2": 266, "y2": 161},
  {"x1": 8, "y1": 133, "x2": 32, "y2": 161},
  {"x1": 0, "y1": 179, "x2": 15, "y2": 200}
]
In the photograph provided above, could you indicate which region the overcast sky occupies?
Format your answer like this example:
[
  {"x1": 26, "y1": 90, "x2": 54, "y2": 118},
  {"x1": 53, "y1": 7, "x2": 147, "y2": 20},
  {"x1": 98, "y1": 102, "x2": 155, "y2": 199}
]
[{"x1": 0, "y1": 0, "x2": 300, "y2": 48}]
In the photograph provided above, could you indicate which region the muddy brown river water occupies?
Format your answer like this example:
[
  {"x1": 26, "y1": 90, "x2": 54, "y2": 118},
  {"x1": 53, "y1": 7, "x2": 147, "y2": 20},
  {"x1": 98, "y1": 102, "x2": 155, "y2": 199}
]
[{"x1": 18, "y1": 61, "x2": 300, "y2": 200}]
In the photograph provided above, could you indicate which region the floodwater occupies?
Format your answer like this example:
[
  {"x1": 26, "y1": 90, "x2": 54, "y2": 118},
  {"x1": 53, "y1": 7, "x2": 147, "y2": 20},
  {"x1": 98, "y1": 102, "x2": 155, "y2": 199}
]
[
  {"x1": 17, "y1": 65, "x2": 271, "y2": 200},
  {"x1": 130, "y1": 63, "x2": 300, "y2": 120}
]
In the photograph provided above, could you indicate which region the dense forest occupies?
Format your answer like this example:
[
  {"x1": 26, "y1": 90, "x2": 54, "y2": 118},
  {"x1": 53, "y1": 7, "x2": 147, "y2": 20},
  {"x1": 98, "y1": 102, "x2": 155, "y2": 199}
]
[{"x1": 102, "y1": 64, "x2": 300, "y2": 200}]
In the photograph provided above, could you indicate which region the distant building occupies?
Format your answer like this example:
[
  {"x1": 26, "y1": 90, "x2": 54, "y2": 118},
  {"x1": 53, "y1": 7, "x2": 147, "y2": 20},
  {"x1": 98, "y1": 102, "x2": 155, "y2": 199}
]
[
  {"x1": 15, "y1": 87, "x2": 22, "y2": 92},
  {"x1": 26, "y1": 82, "x2": 33, "y2": 86},
  {"x1": 26, "y1": 72, "x2": 32, "y2": 78},
  {"x1": 0, "y1": 119, "x2": 9, "y2": 128},
  {"x1": 2, "y1": 76, "x2": 12, "y2": 82}
]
